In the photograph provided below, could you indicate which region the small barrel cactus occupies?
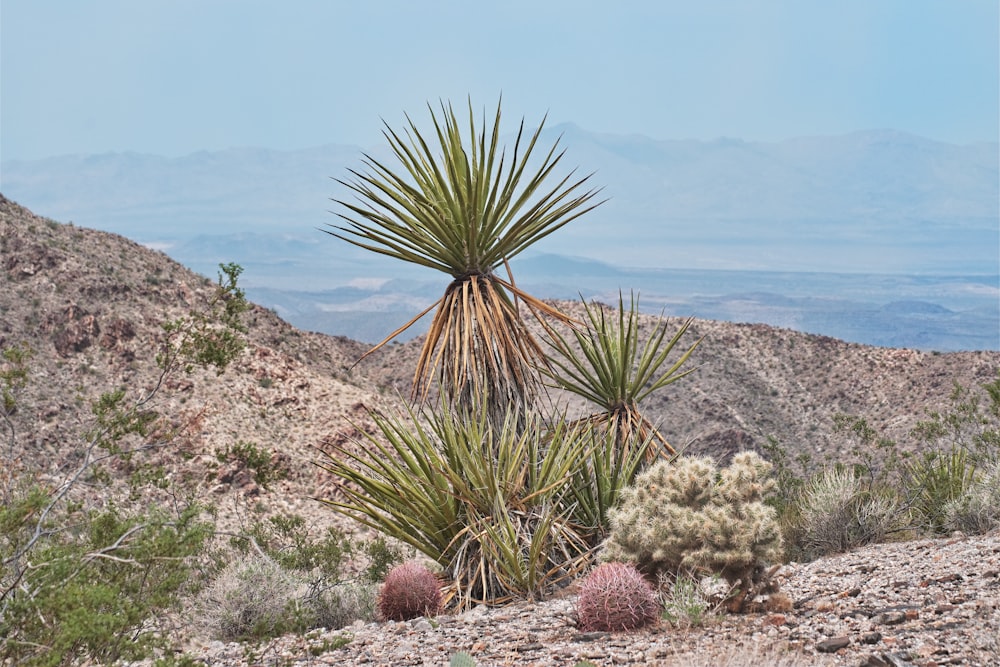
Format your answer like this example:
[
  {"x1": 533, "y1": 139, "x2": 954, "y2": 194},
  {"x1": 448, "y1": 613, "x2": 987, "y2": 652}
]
[
  {"x1": 576, "y1": 561, "x2": 659, "y2": 632},
  {"x1": 377, "y1": 560, "x2": 442, "y2": 621}
]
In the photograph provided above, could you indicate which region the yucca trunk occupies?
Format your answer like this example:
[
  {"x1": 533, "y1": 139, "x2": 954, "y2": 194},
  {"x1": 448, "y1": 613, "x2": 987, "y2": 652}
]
[{"x1": 417, "y1": 272, "x2": 545, "y2": 421}]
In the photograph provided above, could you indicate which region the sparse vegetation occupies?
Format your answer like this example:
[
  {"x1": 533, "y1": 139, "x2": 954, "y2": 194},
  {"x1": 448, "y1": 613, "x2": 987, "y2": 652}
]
[
  {"x1": 215, "y1": 440, "x2": 288, "y2": 490},
  {"x1": 2, "y1": 123, "x2": 998, "y2": 664},
  {"x1": 1, "y1": 264, "x2": 249, "y2": 666},
  {"x1": 767, "y1": 372, "x2": 1000, "y2": 559}
]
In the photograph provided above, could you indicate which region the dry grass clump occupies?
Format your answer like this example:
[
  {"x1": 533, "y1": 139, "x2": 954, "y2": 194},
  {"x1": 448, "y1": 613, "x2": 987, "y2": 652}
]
[
  {"x1": 199, "y1": 553, "x2": 377, "y2": 640},
  {"x1": 794, "y1": 468, "x2": 899, "y2": 559}
]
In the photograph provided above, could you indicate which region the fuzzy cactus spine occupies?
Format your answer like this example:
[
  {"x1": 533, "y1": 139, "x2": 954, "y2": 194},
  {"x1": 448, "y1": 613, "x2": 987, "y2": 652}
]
[{"x1": 602, "y1": 452, "x2": 783, "y2": 610}]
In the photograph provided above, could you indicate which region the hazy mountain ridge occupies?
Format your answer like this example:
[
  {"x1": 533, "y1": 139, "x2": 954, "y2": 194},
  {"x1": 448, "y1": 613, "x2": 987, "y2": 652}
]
[
  {"x1": 2, "y1": 128, "x2": 997, "y2": 350},
  {"x1": 3, "y1": 197, "x2": 997, "y2": 482},
  {"x1": 2, "y1": 128, "x2": 996, "y2": 271}
]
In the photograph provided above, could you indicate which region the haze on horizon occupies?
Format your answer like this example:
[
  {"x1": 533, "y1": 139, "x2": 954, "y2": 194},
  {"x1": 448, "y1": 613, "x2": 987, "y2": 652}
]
[{"x1": 2, "y1": 0, "x2": 998, "y2": 162}]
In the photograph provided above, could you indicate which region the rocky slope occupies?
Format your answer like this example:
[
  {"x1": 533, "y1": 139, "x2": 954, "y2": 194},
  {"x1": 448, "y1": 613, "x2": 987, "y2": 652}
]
[{"x1": 3, "y1": 195, "x2": 1000, "y2": 665}]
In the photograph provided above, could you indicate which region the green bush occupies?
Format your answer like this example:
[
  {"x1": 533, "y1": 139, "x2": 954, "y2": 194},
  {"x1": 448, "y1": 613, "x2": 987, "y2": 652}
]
[
  {"x1": 2, "y1": 501, "x2": 214, "y2": 666},
  {"x1": 1, "y1": 264, "x2": 248, "y2": 666},
  {"x1": 215, "y1": 440, "x2": 288, "y2": 490}
]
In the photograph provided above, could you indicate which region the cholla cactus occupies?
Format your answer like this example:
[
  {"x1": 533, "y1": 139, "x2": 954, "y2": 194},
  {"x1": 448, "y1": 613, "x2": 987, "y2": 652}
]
[{"x1": 603, "y1": 452, "x2": 783, "y2": 610}]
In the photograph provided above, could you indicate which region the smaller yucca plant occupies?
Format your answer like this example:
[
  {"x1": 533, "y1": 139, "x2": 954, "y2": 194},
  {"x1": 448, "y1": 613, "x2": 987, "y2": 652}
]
[
  {"x1": 541, "y1": 291, "x2": 702, "y2": 460},
  {"x1": 317, "y1": 400, "x2": 594, "y2": 609},
  {"x1": 576, "y1": 562, "x2": 659, "y2": 632}
]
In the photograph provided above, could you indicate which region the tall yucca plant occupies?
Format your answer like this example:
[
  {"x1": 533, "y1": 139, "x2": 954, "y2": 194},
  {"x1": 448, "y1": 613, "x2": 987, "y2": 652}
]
[
  {"x1": 325, "y1": 98, "x2": 602, "y2": 409},
  {"x1": 541, "y1": 292, "x2": 702, "y2": 460}
]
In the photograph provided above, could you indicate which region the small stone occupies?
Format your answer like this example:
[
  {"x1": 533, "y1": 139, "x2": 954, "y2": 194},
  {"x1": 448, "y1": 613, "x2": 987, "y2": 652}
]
[
  {"x1": 816, "y1": 636, "x2": 851, "y2": 653},
  {"x1": 862, "y1": 631, "x2": 883, "y2": 644},
  {"x1": 411, "y1": 618, "x2": 433, "y2": 631},
  {"x1": 874, "y1": 611, "x2": 908, "y2": 626}
]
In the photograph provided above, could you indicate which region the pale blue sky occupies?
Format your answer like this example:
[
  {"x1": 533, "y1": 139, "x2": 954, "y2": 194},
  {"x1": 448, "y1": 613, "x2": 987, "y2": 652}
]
[{"x1": 2, "y1": 0, "x2": 997, "y2": 161}]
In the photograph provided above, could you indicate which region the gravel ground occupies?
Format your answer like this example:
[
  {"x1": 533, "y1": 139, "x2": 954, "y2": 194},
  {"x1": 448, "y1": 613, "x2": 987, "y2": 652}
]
[{"x1": 154, "y1": 532, "x2": 1000, "y2": 667}]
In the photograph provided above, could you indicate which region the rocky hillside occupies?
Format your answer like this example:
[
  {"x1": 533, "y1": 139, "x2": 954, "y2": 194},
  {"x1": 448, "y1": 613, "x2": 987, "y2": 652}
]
[
  {"x1": 2, "y1": 194, "x2": 998, "y2": 529},
  {"x1": 1, "y1": 195, "x2": 400, "y2": 532}
]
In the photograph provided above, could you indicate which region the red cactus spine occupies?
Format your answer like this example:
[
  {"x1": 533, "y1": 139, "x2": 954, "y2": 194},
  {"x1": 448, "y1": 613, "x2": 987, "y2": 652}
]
[
  {"x1": 377, "y1": 561, "x2": 442, "y2": 621},
  {"x1": 576, "y1": 562, "x2": 659, "y2": 632}
]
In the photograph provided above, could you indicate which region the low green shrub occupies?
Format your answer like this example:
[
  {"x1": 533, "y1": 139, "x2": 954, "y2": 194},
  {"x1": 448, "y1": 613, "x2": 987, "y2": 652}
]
[{"x1": 1, "y1": 264, "x2": 248, "y2": 666}]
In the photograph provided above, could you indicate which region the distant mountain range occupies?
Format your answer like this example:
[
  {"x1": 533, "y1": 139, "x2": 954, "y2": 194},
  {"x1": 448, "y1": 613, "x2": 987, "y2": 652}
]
[{"x1": 2, "y1": 127, "x2": 997, "y2": 350}]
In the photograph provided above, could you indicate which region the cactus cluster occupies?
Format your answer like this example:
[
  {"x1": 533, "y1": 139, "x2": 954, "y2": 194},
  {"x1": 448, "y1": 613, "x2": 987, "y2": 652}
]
[
  {"x1": 602, "y1": 452, "x2": 783, "y2": 609},
  {"x1": 575, "y1": 561, "x2": 660, "y2": 632},
  {"x1": 376, "y1": 561, "x2": 442, "y2": 621}
]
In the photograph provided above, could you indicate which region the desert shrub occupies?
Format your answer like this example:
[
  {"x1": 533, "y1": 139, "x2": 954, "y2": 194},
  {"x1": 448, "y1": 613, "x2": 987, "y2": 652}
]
[
  {"x1": 200, "y1": 543, "x2": 382, "y2": 640},
  {"x1": 221, "y1": 511, "x2": 393, "y2": 635},
  {"x1": 911, "y1": 374, "x2": 1000, "y2": 465},
  {"x1": 377, "y1": 560, "x2": 442, "y2": 621},
  {"x1": 794, "y1": 467, "x2": 899, "y2": 559},
  {"x1": 943, "y1": 458, "x2": 1000, "y2": 534},
  {"x1": 659, "y1": 572, "x2": 720, "y2": 629},
  {"x1": 576, "y1": 561, "x2": 659, "y2": 632},
  {"x1": 903, "y1": 446, "x2": 979, "y2": 533},
  {"x1": 200, "y1": 553, "x2": 311, "y2": 640},
  {"x1": 230, "y1": 512, "x2": 360, "y2": 577},
  {"x1": 214, "y1": 440, "x2": 288, "y2": 490},
  {"x1": 308, "y1": 581, "x2": 377, "y2": 630},
  {"x1": 603, "y1": 452, "x2": 783, "y2": 609},
  {"x1": 1, "y1": 501, "x2": 214, "y2": 666}
]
